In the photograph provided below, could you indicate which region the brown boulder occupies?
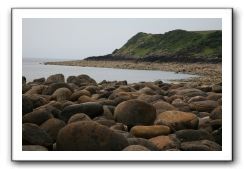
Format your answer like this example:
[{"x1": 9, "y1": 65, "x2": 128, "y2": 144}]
[
  {"x1": 51, "y1": 87, "x2": 72, "y2": 101},
  {"x1": 70, "y1": 90, "x2": 91, "y2": 101},
  {"x1": 23, "y1": 107, "x2": 53, "y2": 125},
  {"x1": 155, "y1": 110, "x2": 199, "y2": 131},
  {"x1": 45, "y1": 74, "x2": 64, "y2": 84},
  {"x1": 40, "y1": 118, "x2": 66, "y2": 141},
  {"x1": 56, "y1": 121, "x2": 128, "y2": 150},
  {"x1": 130, "y1": 125, "x2": 171, "y2": 139},
  {"x1": 189, "y1": 100, "x2": 218, "y2": 112},
  {"x1": 23, "y1": 123, "x2": 53, "y2": 147},
  {"x1": 180, "y1": 140, "x2": 222, "y2": 151},
  {"x1": 153, "y1": 100, "x2": 177, "y2": 114},
  {"x1": 149, "y1": 135, "x2": 180, "y2": 150},
  {"x1": 68, "y1": 113, "x2": 91, "y2": 123},
  {"x1": 114, "y1": 99, "x2": 156, "y2": 127}
]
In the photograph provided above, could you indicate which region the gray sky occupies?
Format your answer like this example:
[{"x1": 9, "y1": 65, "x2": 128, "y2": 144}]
[{"x1": 23, "y1": 18, "x2": 222, "y2": 60}]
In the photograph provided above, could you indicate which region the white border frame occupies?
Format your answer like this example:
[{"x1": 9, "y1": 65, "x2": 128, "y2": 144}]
[{"x1": 12, "y1": 8, "x2": 232, "y2": 161}]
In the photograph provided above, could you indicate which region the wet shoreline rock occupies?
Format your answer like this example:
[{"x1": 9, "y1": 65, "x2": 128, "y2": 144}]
[{"x1": 22, "y1": 73, "x2": 222, "y2": 151}]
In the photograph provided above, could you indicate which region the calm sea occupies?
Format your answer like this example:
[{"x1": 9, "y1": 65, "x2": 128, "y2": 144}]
[{"x1": 22, "y1": 58, "x2": 198, "y2": 83}]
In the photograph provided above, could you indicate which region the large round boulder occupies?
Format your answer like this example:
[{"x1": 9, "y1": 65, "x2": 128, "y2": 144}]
[
  {"x1": 22, "y1": 95, "x2": 33, "y2": 115},
  {"x1": 149, "y1": 135, "x2": 180, "y2": 151},
  {"x1": 45, "y1": 74, "x2": 65, "y2": 84},
  {"x1": 180, "y1": 140, "x2": 222, "y2": 151},
  {"x1": 51, "y1": 87, "x2": 72, "y2": 101},
  {"x1": 127, "y1": 138, "x2": 159, "y2": 151},
  {"x1": 22, "y1": 123, "x2": 53, "y2": 147},
  {"x1": 130, "y1": 125, "x2": 171, "y2": 139},
  {"x1": 42, "y1": 83, "x2": 74, "y2": 95},
  {"x1": 114, "y1": 99, "x2": 156, "y2": 127},
  {"x1": 40, "y1": 118, "x2": 66, "y2": 141},
  {"x1": 61, "y1": 102, "x2": 103, "y2": 122},
  {"x1": 175, "y1": 129, "x2": 214, "y2": 142},
  {"x1": 68, "y1": 113, "x2": 91, "y2": 123},
  {"x1": 23, "y1": 107, "x2": 54, "y2": 125},
  {"x1": 155, "y1": 110, "x2": 199, "y2": 131},
  {"x1": 56, "y1": 121, "x2": 129, "y2": 151},
  {"x1": 153, "y1": 100, "x2": 177, "y2": 114}
]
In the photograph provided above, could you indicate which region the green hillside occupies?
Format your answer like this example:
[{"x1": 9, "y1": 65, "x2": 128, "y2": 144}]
[{"x1": 112, "y1": 29, "x2": 222, "y2": 59}]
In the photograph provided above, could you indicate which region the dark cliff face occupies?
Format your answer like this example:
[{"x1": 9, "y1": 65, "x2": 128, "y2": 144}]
[{"x1": 85, "y1": 29, "x2": 222, "y2": 63}]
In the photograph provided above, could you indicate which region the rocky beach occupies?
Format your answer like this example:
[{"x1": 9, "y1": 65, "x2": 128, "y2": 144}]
[{"x1": 22, "y1": 73, "x2": 222, "y2": 151}]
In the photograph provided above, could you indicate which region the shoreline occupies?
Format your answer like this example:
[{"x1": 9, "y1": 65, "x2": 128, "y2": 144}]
[{"x1": 45, "y1": 60, "x2": 222, "y2": 85}]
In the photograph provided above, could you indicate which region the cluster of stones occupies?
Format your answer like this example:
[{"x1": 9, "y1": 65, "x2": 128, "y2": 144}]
[{"x1": 22, "y1": 74, "x2": 222, "y2": 151}]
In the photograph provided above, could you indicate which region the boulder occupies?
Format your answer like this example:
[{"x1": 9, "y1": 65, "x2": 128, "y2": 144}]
[
  {"x1": 23, "y1": 107, "x2": 54, "y2": 125},
  {"x1": 42, "y1": 83, "x2": 74, "y2": 95},
  {"x1": 22, "y1": 95, "x2": 33, "y2": 115},
  {"x1": 171, "y1": 99, "x2": 191, "y2": 112},
  {"x1": 123, "y1": 145, "x2": 150, "y2": 151},
  {"x1": 175, "y1": 129, "x2": 214, "y2": 142},
  {"x1": 40, "y1": 118, "x2": 66, "y2": 141},
  {"x1": 210, "y1": 106, "x2": 222, "y2": 120},
  {"x1": 127, "y1": 138, "x2": 159, "y2": 151},
  {"x1": 25, "y1": 85, "x2": 47, "y2": 95},
  {"x1": 153, "y1": 100, "x2": 177, "y2": 114},
  {"x1": 61, "y1": 102, "x2": 103, "y2": 122},
  {"x1": 70, "y1": 90, "x2": 91, "y2": 101},
  {"x1": 51, "y1": 87, "x2": 72, "y2": 101},
  {"x1": 114, "y1": 99, "x2": 156, "y2": 127},
  {"x1": 56, "y1": 121, "x2": 128, "y2": 150},
  {"x1": 189, "y1": 100, "x2": 218, "y2": 112},
  {"x1": 149, "y1": 135, "x2": 180, "y2": 150},
  {"x1": 130, "y1": 125, "x2": 171, "y2": 139},
  {"x1": 188, "y1": 96, "x2": 206, "y2": 103},
  {"x1": 68, "y1": 113, "x2": 91, "y2": 123},
  {"x1": 110, "y1": 123, "x2": 128, "y2": 131},
  {"x1": 67, "y1": 74, "x2": 96, "y2": 86},
  {"x1": 180, "y1": 140, "x2": 222, "y2": 151},
  {"x1": 176, "y1": 88, "x2": 207, "y2": 97},
  {"x1": 45, "y1": 74, "x2": 64, "y2": 84},
  {"x1": 155, "y1": 110, "x2": 199, "y2": 131},
  {"x1": 22, "y1": 123, "x2": 53, "y2": 147},
  {"x1": 77, "y1": 95, "x2": 96, "y2": 103}
]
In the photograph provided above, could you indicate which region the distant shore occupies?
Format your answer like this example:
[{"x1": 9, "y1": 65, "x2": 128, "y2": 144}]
[{"x1": 45, "y1": 60, "x2": 222, "y2": 85}]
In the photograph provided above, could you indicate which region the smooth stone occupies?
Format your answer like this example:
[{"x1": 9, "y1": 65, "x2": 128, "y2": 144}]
[
  {"x1": 56, "y1": 121, "x2": 128, "y2": 151},
  {"x1": 189, "y1": 100, "x2": 218, "y2": 112},
  {"x1": 23, "y1": 107, "x2": 54, "y2": 125},
  {"x1": 70, "y1": 90, "x2": 91, "y2": 101},
  {"x1": 22, "y1": 145, "x2": 48, "y2": 151},
  {"x1": 212, "y1": 85, "x2": 222, "y2": 93},
  {"x1": 23, "y1": 123, "x2": 53, "y2": 147},
  {"x1": 153, "y1": 100, "x2": 177, "y2": 114},
  {"x1": 137, "y1": 94, "x2": 164, "y2": 103},
  {"x1": 40, "y1": 118, "x2": 66, "y2": 141},
  {"x1": 149, "y1": 135, "x2": 180, "y2": 150},
  {"x1": 25, "y1": 85, "x2": 47, "y2": 95},
  {"x1": 123, "y1": 145, "x2": 150, "y2": 151},
  {"x1": 94, "y1": 119, "x2": 116, "y2": 127},
  {"x1": 188, "y1": 96, "x2": 206, "y2": 103},
  {"x1": 77, "y1": 95, "x2": 96, "y2": 103},
  {"x1": 210, "y1": 119, "x2": 222, "y2": 130},
  {"x1": 42, "y1": 83, "x2": 74, "y2": 95},
  {"x1": 180, "y1": 140, "x2": 222, "y2": 151},
  {"x1": 130, "y1": 125, "x2": 171, "y2": 139},
  {"x1": 176, "y1": 88, "x2": 207, "y2": 97},
  {"x1": 114, "y1": 99, "x2": 156, "y2": 128},
  {"x1": 26, "y1": 94, "x2": 49, "y2": 109},
  {"x1": 207, "y1": 93, "x2": 222, "y2": 101},
  {"x1": 22, "y1": 95, "x2": 33, "y2": 115},
  {"x1": 155, "y1": 110, "x2": 199, "y2": 131},
  {"x1": 61, "y1": 102, "x2": 103, "y2": 122},
  {"x1": 175, "y1": 129, "x2": 214, "y2": 142},
  {"x1": 210, "y1": 106, "x2": 222, "y2": 120},
  {"x1": 171, "y1": 99, "x2": 191, "y2": 112},
  {"x1": 212, "y1": 128, "x2": 222, "y2": 145},
  {"x1": 68, "y1": 113, "x2": 91, "y2": 123},
  {"x1": 198, "y1": 117, "x2": 212, "y2": 132},
  {"x1": 127, "y1": 138, "x2": 159, "y2": 151},
  {"x1": 84, "y1": 85, "x2": 99, "y2": 95},
  {"x1": 51, "y1": 87, "x2": 72, "y2": 102},
  {"x1": 45, "y1": 74, "x2": 65, "y2": 84}
]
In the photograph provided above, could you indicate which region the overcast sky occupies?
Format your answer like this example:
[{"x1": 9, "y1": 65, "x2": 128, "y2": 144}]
[{"x1": 23, "y1": 18, "x2": 222, "y2": 60}]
